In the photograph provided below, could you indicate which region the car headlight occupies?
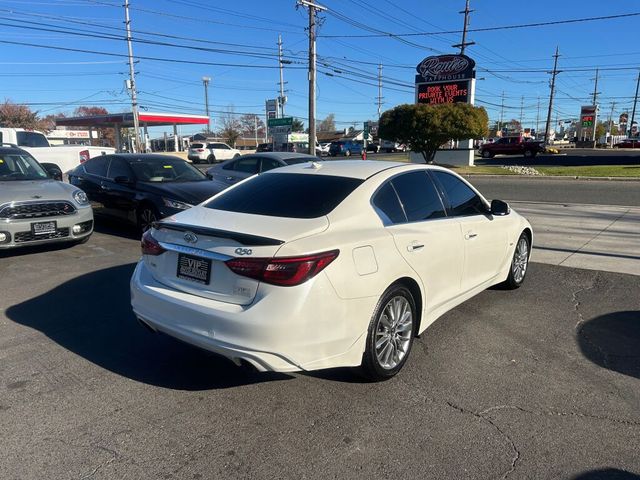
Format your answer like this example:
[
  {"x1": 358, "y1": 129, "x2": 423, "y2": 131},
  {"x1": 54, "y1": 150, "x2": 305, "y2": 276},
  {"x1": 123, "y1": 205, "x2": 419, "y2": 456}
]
[
  {"x1": 72, "y1": 190, "x2": 89, "y2": 206},
  {"x1": 162, "y1": 198, "x2": 193, "y2": 210}
]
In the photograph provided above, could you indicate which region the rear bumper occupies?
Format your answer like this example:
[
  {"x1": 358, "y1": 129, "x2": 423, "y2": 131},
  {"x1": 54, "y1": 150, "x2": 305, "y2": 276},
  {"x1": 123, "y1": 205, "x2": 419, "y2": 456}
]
[
  {"x1": 130, "y1": 261, "x2": 374, "y2": 372},
  {"x1": 0, "y1": 206, "x2": 93, "y2": 249}
]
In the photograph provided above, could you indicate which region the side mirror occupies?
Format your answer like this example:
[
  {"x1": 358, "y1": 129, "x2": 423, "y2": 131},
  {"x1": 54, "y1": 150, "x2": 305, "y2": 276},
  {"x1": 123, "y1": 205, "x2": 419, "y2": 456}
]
[
  {"x1": 206, "y1": 172, "x2": 213, "y2": 180},
  {"x1": 490, "y1": 199, "x2": 510, "y2": 216},
  {"x1": 41, "y1": 163, "x2": 63, "y2": 181},
  {"x1": 114, "y1": 175, "x2": 134, "y2": 186}
]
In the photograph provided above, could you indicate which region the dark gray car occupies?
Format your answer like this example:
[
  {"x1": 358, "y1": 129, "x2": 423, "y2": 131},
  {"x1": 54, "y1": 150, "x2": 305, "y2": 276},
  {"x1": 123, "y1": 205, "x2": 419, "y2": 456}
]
[{"x1": 205, "y1": 152, "x2": 317, "y2": 186}]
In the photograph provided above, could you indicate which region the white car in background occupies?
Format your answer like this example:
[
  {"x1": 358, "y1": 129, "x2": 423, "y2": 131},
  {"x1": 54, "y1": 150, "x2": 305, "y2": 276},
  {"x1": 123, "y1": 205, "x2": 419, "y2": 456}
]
[
  {"x1": 131, "y1": 161, "x2": 532, "y2": 380},
  {"x1": 187, "y1": 142, "x2": 241, "y2": 164}
]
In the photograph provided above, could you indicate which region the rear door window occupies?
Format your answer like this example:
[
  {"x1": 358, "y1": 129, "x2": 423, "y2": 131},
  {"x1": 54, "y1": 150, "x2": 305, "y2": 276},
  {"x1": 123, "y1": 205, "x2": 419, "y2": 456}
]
[
  {"x1": 107, "y1": 157, "x2": 133, "y2": 180},
  {"x1": 431, "y1": 171, "x2": 486, "y2": 217},
  {"x1": 260, "y1": 158, "x2": 282, "y2": 172},
  {"x1": 191, "y1": 143, "x2": 204, "y2": 149},
  {"x1": 231, "y1": 157, "x2": 259, "y2": 174},
  {"x1": 391, "y1": 171, "x2": 446, "y2": 222},
  {"x1": 83, "y1": 155, "x2": 110, "y2": 177},
  {"x1": 206, "y1": 173, "x2": 363, "y2": 218}
]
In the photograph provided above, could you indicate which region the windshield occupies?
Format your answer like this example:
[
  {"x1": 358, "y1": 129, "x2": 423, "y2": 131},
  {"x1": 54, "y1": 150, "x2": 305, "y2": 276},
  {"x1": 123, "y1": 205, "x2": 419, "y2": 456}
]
[
  {"x1": 127, "y1": 157, "x2": 207, "y2": 183},
  {"x1": 0, "y1": 152, "x2": 49, "y2": 181}
]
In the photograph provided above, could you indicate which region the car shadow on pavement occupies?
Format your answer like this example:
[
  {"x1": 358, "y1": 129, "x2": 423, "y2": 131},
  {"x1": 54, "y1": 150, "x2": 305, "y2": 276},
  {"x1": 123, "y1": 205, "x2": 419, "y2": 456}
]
[
  {"x1": 5, "y1": 263, "x2": 292, "y2": 390},
  {"x1": 577, "y1": 310, "x2": 640, "y2": 380},
  {"x1": 570, "y1": 468, "x2": 640, "y2": 479},
  {"x1": 92, "y1": 216, "x2": 142, "y2": 241},
  {"x1": 0, "y1": 240, "x2": 81, "y2": 259}
]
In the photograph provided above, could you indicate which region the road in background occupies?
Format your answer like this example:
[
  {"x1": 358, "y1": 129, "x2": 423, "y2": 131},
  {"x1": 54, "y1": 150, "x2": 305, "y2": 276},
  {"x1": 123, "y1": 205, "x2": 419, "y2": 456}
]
[
  {"x1": 476, "y1": 148, "x2": 640, "y2": 167},
  {"x1": 467, "y1": 176, "x2": 640, "y2": 206}
]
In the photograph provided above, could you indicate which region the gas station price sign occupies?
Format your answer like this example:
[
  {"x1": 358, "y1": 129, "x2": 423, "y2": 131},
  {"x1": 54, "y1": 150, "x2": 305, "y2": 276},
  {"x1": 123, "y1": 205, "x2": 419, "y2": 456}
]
[
  {"x1": 581, "y1": 115, "x2": 594, "y2": 127},
  {"x1": 417, "y1": 80, "x2": 470, "y2": 105}
]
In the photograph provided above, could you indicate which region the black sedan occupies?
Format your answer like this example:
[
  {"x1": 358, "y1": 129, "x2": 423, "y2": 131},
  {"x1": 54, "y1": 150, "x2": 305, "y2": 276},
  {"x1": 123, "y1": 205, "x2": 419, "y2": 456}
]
[
  {"x1": 69, "y1": 154, "x2": 228, "y2": 231},
  {"x1": 205, "y1": 152, "x2": 317, "y2": 186}
]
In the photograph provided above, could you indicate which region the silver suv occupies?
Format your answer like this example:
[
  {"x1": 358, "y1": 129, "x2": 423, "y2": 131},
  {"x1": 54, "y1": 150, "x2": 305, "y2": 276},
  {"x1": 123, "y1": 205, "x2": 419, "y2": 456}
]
[{"x1": 0, "y1": 146, "x2": 93, "y2": 249}]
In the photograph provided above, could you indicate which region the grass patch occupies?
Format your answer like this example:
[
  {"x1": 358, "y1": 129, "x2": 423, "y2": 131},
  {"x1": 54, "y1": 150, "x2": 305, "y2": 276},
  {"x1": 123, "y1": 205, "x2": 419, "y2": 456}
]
[
  {"x1": 535, "y1": 165, "x2": 640, "y2": 177},
  {"x1": 438, "y1": 165, "x2": 519, "y2": 175}
]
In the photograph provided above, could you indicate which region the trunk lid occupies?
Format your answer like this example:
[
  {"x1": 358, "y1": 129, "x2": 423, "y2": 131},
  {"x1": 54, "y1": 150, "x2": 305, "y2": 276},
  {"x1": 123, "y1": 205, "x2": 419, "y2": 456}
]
[{"x1": 145, "y1": 206, "x2": 329, "y2": 305}]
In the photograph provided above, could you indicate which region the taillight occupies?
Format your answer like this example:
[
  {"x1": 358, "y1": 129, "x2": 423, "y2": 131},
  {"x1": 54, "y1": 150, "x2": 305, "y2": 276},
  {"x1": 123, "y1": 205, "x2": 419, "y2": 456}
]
[
  {"x1": 197, "y1": 149, "x2": 204, "y2": 152},
  {"x1": 79, "y1": 150, "x2": 90, "y2": 163},
  {"x1": 226, "y1": 250, "x2": 339, "y2": 287},
  {"x1": 141, "y1": 230, "x2": 166, "y2": 256}
]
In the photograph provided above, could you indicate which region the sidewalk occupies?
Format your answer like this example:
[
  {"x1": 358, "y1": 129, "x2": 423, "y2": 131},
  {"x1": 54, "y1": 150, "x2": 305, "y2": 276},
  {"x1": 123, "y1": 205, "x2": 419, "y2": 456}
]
[{"x1": 512, "y1": 201, "x2": 640, "y2": 276}]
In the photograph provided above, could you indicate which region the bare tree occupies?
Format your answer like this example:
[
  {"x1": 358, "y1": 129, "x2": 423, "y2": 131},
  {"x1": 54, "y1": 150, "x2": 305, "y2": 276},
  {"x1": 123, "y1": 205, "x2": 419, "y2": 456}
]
[
  {"x1": 0, "y1": 100, "x2": 48, "y2": 130},
  {"x1": 218, "y1": 109, "x2": 242, "y2": 147},
  {"x1": 238, "y1": 114, "x2": 265, "y2": 139},
  {"x1": 317, "y1": 113, "x2": 336, "y2": 132}
]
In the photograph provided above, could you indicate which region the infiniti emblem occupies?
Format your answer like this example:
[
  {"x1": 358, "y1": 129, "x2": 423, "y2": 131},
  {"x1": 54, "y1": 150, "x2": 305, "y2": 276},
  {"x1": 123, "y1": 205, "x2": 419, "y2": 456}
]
[{"x1": 183, "y1": 232, "x2": 198, "y2": 244}]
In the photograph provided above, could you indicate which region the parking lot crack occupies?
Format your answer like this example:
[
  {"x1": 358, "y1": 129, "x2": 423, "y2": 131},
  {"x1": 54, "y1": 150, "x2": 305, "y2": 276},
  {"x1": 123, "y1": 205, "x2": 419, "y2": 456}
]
[
  {"x1": 479, "y1": 404, "x2": 640, "y2": 427},
  {"x1": 78, "y1": 446, "x2": 119, "y2": 479},
  {"x1": 445, "y1": 400, "x2": 520, "y2": 480}
]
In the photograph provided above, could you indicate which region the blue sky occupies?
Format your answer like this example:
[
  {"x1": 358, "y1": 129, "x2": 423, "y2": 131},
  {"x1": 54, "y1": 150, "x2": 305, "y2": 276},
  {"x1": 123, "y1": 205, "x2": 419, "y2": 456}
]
[{"x1": 1, "y1": 0, "x2": 638, "y2": 137}]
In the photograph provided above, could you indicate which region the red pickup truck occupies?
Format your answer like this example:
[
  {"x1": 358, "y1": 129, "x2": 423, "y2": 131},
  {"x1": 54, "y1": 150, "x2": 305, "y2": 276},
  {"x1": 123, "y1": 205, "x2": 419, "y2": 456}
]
[{"x1": 479, "y1": 136, "x2": 544, "y2": 159}]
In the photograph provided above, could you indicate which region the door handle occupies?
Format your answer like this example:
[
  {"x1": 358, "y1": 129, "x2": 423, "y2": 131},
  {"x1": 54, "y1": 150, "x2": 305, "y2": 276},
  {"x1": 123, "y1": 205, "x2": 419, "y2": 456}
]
[
  {"x1": 407, "y1": 242, "x2": 424, "y2": 252},
  {"x1": 465, "y1": 232, "x2": 478, "y2": 240}
]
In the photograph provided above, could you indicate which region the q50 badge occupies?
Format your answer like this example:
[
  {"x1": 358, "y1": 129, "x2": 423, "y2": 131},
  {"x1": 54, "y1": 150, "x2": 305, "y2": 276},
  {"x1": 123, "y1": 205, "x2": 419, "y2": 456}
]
[{"x1": 235, "y1": 247, "x2": 253, "y2": 256}]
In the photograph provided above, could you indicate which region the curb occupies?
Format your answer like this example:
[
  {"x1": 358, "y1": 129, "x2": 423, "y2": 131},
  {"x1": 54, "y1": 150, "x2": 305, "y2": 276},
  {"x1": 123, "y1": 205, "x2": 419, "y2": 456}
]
[{"x1": 461, "y1": 174, "x2": 640, "y2": 182}]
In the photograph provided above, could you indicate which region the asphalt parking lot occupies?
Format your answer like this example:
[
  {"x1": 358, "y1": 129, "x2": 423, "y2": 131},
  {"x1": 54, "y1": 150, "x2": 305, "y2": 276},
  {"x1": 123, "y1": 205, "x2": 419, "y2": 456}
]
[{"x1": 1, "y1": 222, "x2": 639, "y2": 479}]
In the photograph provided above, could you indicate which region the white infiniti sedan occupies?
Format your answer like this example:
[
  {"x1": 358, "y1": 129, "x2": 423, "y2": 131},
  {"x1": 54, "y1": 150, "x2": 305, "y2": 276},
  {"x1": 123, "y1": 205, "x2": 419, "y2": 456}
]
[{"x1": 130, "y1": 161, "x2": 532, "y2": 380}]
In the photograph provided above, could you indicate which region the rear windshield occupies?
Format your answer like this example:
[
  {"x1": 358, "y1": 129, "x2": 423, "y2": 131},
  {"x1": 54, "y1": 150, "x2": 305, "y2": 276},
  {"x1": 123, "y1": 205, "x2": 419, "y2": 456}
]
[
  {"x1": 284, "y1": 157, "x2": 315, "y2": 165},
  {"x1": 190, "y1": 143, "x2": 204, "y2": 149},
  {"x1": 205, "y1": 173, "x2": 363, "y2": 218}
]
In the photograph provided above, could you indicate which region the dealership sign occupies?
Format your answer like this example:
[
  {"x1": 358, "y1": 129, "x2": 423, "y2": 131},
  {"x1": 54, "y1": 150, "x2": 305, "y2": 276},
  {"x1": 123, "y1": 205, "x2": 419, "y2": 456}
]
[
  {"x1": 415, "y1": 54, "x2": 475, "y2": 83},
  {"x1": 417, "y1": 81, "x2": 469, "y2": 105}
]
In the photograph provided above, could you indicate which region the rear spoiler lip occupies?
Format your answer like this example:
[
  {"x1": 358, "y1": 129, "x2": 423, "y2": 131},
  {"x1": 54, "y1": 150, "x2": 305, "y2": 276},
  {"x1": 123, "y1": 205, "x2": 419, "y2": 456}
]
[{"x1": 153, "y1": 221, "x2": 284, "y2": 246}]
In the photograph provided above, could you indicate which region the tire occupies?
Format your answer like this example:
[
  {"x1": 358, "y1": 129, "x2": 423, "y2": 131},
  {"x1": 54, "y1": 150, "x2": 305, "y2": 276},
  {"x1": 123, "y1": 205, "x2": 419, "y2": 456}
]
[
  {"x1": 481, "y1": 149, "x2": 492, "y2": 159},
  {"x1": 359, "y1": 284, "x2": 417, "y2": 381},
  {"x1": 207, "y1": 155, "x2": 215, "y2": 164},
  {"x1": 523, "y1": 149, "x2": 534, "y2": 159},
  {"x1": 233, "y1": 154, "x2": 241, "y2": 159},
  {"x1": 137, "y1": 205, "x2": 159, "y2": 233},
  {"x1": 344, "y1": 150, "x2": 351, "y2": 157},
  {"x1": 501, "y1": 232, "x2": 531, "y2": 289}
]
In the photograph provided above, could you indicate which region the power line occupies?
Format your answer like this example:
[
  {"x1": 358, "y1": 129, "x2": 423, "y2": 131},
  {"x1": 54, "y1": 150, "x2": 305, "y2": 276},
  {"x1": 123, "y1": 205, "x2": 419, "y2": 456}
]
[{"x1": 319, "y1": 12, "x2": 640, "y2": 38}]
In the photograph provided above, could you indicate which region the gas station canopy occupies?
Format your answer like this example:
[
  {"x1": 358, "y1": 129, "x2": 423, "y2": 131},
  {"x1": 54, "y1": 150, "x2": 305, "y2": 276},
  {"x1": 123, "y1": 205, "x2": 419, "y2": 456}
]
[
  {"x1": 56, "y1": 111, "x2": 209, "y2": 128},
  {"x1": 55, "y1": 111, "x2": 209, "y2": 152}
]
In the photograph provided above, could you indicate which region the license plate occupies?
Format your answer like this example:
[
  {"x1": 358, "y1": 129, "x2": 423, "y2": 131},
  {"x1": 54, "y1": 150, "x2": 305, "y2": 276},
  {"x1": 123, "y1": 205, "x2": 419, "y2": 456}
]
[
  {"x1": 177, "y1": 253, "x2": 212, "y2": 285},
  {"x1": 31, "y1": 221, "x2": 57, "y2": 236}
]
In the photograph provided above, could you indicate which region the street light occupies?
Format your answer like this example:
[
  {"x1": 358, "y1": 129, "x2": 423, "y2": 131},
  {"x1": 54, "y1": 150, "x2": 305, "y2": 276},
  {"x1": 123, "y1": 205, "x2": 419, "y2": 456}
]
[{"x1": 202, "y1": 76, "x2": 211, "y2": 133}]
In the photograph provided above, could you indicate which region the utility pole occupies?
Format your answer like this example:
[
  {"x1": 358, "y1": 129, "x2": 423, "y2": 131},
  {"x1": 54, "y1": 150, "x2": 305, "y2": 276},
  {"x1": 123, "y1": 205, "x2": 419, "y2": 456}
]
[
  {"x1": 629, "y1": 70, "x2": 640, "y2": 138},
  {"x1": 544, "y1": 46, "x2": 560, "y2": 146},
  {"x1": 377, "y1": 63, "x2": 384, "y2": 121},
  {"x1": 298, "y1": 0, "x2": 326, "y2": 156},
  {"x1": 536, "y1": 96, "x2": 541, "y2": 137},
  {"x1": 254, "y1": 115, "x2": 258, "y2": 146},
  {"x1": 277, "y1": 34, "x2": 287, "y2": 118},
  {"x1": 124, "y1": 0, "x2": 141, "y2": 153},
  {"x1": 519, "y1": 95, "x2": 524, "y2": 130},
  {"x1": 498, "y1": 91, "x2": 505, "y2": 133},
  {"x1": 452, "y1": 0, "x2": 475, "y2": 54},
  {"x1": 202, "y1": 76, "x2": 211, "y2": 133},
  {"x1": 592, "y1": 68, "x2": 600, "y2": 105},
  {"x1": 608, "y1": 100, "x2": 616, "y2": 147}
]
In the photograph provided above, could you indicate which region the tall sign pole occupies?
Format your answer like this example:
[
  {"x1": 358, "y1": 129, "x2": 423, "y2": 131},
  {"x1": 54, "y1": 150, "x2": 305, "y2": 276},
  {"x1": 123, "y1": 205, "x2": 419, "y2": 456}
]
[
  {"x1": 202, "y1": 76, "x2": 211, "y2": 133},
  {"x1": 544, "y1": 47, "x2": 560, "y2": 146},
  {"x1": 124, "y1": 0, "x2": 141, "y2": 153},
  {"x1": 377, "y1": 63, "x2": 383, "y2": 121},
  {"x1": 278, "y1": 35, "x2": 287, "y2": 118},
  {"x1": 298, "y1": 0, "x2": 326, "y2": 156},
  {"x1": 629, "y1": 70, "x2": 640, "y2": 138}
]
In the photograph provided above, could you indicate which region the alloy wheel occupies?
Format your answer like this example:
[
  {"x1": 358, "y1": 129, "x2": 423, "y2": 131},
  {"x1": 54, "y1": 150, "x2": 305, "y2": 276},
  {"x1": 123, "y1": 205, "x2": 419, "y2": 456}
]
[
  {"x1": 512, "y1": 237, "x2": 529, "y2": 283},
  {"x1": 375, "y1": 296, "x2": 413, "y2": 370}
]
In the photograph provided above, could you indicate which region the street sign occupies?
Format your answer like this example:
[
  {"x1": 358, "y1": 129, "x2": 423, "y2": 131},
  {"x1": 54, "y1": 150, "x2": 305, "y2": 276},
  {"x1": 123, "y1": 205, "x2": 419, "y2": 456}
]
[
  {"x1": 364, "y1": 121, "x2": 369, "y2": 136},
  {"x1": 268, "y1": 116, "x2": 293, "y2": 127}
]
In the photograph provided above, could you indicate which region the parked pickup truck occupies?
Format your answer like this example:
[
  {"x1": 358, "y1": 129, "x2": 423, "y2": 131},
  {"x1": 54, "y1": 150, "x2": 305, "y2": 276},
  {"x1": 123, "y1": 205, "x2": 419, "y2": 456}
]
[
  {"x1": 478, "y1": 136, "x2": 544, "y2": 159},
  {"x1": 0, "y1": 128, "x2": 114, "y2": 174}
]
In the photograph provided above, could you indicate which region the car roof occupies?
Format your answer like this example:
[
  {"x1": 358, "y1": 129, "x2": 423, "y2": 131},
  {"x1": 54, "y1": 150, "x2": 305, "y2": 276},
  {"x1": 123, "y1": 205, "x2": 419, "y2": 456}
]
[
  {"x1": 110, "y1": 154, "x2": 186, "y2": 162},
  {"x1": 243, "y1": 152, "x2": 317, "y2": 160},
  {"x1": 0, "y1": 146, "x2": 30, "y2": 155},
  {"x1": 266, "y1": 160, "x2": 416, "y2": 179}
]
